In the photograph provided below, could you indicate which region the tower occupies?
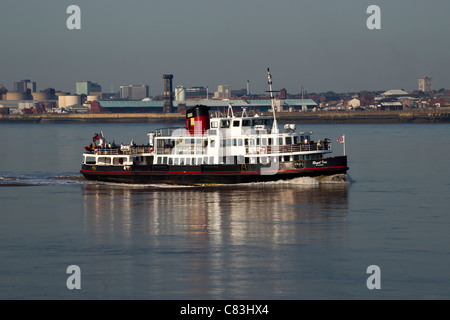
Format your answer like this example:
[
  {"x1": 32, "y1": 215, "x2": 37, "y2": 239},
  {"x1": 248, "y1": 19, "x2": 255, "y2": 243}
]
[
  {"x1": 163, "y1": 74, "x2": 174, "y2": 113},
  {"x1": 418, "y1": 77, "x2": 432, "y2": 93}
]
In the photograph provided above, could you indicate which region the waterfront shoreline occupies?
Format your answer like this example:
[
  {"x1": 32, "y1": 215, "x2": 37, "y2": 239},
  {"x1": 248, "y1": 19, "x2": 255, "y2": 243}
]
[{"x1": 1, "y1": 108, "x2": 450, "y2": 124}]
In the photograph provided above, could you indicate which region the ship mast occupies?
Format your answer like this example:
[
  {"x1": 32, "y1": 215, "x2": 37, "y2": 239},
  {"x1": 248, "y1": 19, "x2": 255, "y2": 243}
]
[{"x1": 267, "y1": 68, "x2": 279, "y2": 134}]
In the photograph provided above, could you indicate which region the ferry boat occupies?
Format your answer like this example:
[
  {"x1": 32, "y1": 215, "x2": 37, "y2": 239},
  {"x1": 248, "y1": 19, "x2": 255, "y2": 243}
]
[{"x1": 80, "y1": 70, "x2": 348, "y2": 185}]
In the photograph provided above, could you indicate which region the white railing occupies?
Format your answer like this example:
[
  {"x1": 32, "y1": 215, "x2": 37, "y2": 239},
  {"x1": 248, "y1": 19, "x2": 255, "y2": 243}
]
[
  {"x1": 84, "y1": 146, "x2": 154, "y2": 155},
  {"x1": 246, "y1": 143, "x2": 332, "y2": 155}
]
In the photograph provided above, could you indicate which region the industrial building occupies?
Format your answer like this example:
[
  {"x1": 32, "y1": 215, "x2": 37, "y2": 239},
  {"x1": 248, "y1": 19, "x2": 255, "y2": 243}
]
[
  {"x1": 76, "y1": 81, "x2": 102, "y2": 96},
  {"x1": 163, "y1": 74, "x2": 174, "y2": 113},
  {"x1": 58, "y1": 95, "x2": 81, "y2": 109},
  {"x1": 14, "y1": 79, "x2": 36, "y2": 93},
  {"x1": 175, "y1": 85, "x2": 186, "y2": 102},
  {"x1": 120, "y1": 84, "x2": 150, "y2": 100}
]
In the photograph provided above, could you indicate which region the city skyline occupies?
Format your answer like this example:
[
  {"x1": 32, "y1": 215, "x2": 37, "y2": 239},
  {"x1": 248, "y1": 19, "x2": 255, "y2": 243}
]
[{"x1": 1, "y1": 0, "x2": 449, "y2": 95}]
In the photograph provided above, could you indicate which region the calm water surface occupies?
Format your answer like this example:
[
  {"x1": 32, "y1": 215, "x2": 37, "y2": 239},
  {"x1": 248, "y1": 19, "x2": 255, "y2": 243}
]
[{"x1": 1, "y1": 122, "x2": 450, "y2": 299}]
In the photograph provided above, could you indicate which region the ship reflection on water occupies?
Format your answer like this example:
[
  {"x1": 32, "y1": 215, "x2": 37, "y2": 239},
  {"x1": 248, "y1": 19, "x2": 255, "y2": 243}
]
[
  {"x1": 81, "y1": 180, "x2": 349, "y2": 298},
  {"x1": 82, "y1": 180, "x2": 349, "y2": 245}
]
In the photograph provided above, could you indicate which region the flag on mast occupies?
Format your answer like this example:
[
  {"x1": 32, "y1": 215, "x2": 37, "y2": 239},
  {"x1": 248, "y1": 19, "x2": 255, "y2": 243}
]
[{"x1": 337, "y1": 134, "x2": 346, "y2": 156}]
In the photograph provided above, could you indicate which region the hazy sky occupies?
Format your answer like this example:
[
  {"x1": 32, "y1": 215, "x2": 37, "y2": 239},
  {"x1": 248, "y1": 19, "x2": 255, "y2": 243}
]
[{"x1": 1, "y1": 0, "x2": 449, "y2": 95}]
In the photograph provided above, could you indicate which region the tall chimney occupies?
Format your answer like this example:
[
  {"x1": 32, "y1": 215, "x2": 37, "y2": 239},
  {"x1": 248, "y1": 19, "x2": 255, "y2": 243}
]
[{"x1": 163, "y1": 74, "x2": 173, "y2": 113}]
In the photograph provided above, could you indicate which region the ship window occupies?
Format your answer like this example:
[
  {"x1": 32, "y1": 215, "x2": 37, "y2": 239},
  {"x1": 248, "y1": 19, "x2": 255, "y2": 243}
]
[
  {"x1": 293, "y1": 155, "x2": 300, "y2": 161},
  {"x1": 268, "y1": 138, "x2": 272, "y2": 145},
  {"x1": 244, "y1": 139, "x2": 249, "y2": 146},
  {"x1": 238, "y1": 139, "x2": 243, "y2": 146},
  {"x1": 286, "y1": 137, "x2": 292, "y2": 145},
  {"x1": 261, "y1": 138, "x2": 267, "y2": 146},
  {"x1": 233, "y1": 120, "x2": 240, "y2": 127},
  {"x1": 98, "y1": 157, "x2": 111, "y2": 165},
  {"x1": 209, "y1": 156, "x2": 214, "y2": 164},
  {"x1": 210, "y1": 139, "x2": 215, "y2": 148},
  {"x1": 294, "y1": 136, "x2": 299, "y2": 144},
  {"x1": 174, "y1": 158, "x2": 179, "y2": 165},
  {"x1": 113, "y1": 157, "x2": 126, "y2": 165},
  {"x1": 261, "y1": 157, "x2": 268, "y2": 164},
  {"x1": 157, "y1": 157, "x2": 162, "y2": 164},
  {"x1": 242, "y1": 119, "x2": 251, "y2": 126},
  {"x1": 233, "y1": 139, "x2": 237, "y2": 146},
  {"x1": 85, "y1": 156, "x2": 96, "y2": 164},
  {"x1": 197, "y1": 158, "x2": 202, "y2": 165},
  {"x1": 256, "y1": 138, "x2": 260, "y2": 145},
  {"x1": 169, "y1": 157, "x2": 173, "y2": 165},
  {"x1": 279, "y1": 137, "x2": 283, "y2": 145},
  {"x1": 221, "y1": 139, "x2": 226, "y2": 147},
  {"x1": 226, "y1": 139, "x2": 231, "y2": 147},
  {"x1": 211, "y1": 121, "x2": 218, "y2": 128},
  {"x1": 254, "y1": 119, "x2": 264, "y2": 126},
  {"x1": 284, "y1": 156, "x2": 290, "y2": 162},
  {"x1": 163, "y1": 157, "x2": 168, "y2": 164},
  {"x1": 220, "y1": 120, "x2": 230, "y2": 128},
  {"x1": 186, "y1": 158, "x2": 191, "y2": 165}
]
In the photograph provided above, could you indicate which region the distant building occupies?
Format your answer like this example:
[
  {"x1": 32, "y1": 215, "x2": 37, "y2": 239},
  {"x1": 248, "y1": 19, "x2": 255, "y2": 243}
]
[
  {"x1": 59, "y1": 95, "x2": 81, "y2": 109},
  {"x1": 231, "y1": 88, "x2": 247, "y2": 97},
  {"x1": 120, "y1": 85, "x2": 150, "y2": 100},
  {"x1": 418, "y1": 77, "x2": 432, "y2": 93},
  {"x1": 381, "y1": 89, "x2": 409, "y2": 97},
  {"x1": 163, "y1": 74, "x2": 174, "y2": 113},
  {"x1": 213, "y1": 85, "x2": 231, "y2": 99},
  {"x1": 347, "y1": 98, "x2": 361, "y2": 108},
  {"x1": 186, "y1": 86, "x2": 208, "y2": 100},
  {"x1": 376, "y1": 97, "x2": 403, "y2": 110},
  {"x1": 14, "y1": 79, "x2": 36, "y2": 93},
  {"x1": 175, "y1": 86, "x2": 186, "y2": 102},
  {"x1": 76, "y1": 81, "x2": 102, "y2": 96},
  {"x1": 102, "y1": 92, "x2": 120, "y2": 100},
  {"x1": 90, "y1": 99, "x2": 317, "y2": 114},
  {"x1": 0, "y1": 84, "x2": 8, "y2": 100}
]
